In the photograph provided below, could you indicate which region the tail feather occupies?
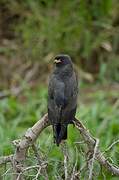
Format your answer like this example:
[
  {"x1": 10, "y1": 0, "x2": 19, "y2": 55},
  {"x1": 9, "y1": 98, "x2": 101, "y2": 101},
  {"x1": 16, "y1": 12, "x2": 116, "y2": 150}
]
[{"x1": 53, "y1": 124, "x2": 67, "y2": 146}]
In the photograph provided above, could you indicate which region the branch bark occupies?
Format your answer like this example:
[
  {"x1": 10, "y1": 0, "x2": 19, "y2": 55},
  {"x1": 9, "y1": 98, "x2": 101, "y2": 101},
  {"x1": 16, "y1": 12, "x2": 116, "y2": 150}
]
[
  {"x1": 0, "y1": 114, "x2": 119, "y2": 179},
  {"x1": 74, "y1": 118, "x2": 119, "y2": 176},
  {"x1": 12, "y1": 113, "x2": 49, "y2": 180},
  {"x1": 0, "y1": 155, "x2": 13, "y2": 165}
]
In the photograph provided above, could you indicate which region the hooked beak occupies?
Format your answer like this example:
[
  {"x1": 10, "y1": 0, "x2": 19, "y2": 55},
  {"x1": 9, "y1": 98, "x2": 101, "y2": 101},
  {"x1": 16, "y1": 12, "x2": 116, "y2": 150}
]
[{"x1": 54, "y1": 59, "x2": 61, "y2": 64}]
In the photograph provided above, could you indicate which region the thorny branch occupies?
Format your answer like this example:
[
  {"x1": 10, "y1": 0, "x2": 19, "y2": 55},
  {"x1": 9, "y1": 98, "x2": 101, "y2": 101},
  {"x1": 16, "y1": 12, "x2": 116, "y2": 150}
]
[{"x1": 0, "y1": 114, "x2": 119, "y2": 179}]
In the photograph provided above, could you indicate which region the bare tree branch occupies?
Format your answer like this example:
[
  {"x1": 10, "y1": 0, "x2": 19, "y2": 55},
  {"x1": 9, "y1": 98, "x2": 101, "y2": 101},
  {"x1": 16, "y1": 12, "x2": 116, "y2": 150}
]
[
  {"x1": 32, "y1": 144, "x2": 49, "y2": 180},
  {"x1": 88, "y1": 138, "x2": 99, "y2": 180},
  {"x1": 0, "y1": 155, "x2": 13, "y2": 165},
  {"x1": 74, "y1": 118, "x2": 119, "y2": 176},
  {"x1": 70, "y1": 147, "x2": 79, "y2": 180},
  {"x1": 61, "y1": 142, "x2": 68, "y2": 180},
  {"x1": 0, "y1": 114, "x2": 119, "y2": 179},
  {"x1": 12, "y1": 113, "x2": 49, "y2": 180}
]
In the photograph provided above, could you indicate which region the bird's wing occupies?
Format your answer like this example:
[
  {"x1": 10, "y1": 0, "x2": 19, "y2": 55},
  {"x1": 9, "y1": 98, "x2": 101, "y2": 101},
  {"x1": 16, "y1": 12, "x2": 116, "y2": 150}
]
[
  {"x1": 48, "y1": 74, "x2": 66, "y2": 107},
  {"x1": 61, "y1": 72, "x2": 78, "y2": 123},
  {"x1": 65, "y1": 72, "x2": 78, "y2": 103},
  {"x1": 48, "y1": 75, "x2": 65, "y2": 124},
  {"x1": 54, "y1": 80, "x2": 66, "y2": 108}
]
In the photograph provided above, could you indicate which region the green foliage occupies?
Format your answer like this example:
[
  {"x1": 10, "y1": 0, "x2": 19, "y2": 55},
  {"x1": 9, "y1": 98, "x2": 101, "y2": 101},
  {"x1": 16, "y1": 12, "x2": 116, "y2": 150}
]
[
  {"x1": 0, "y1": 85, "x2": 119, "y2": 179},
  {"x1": 17, "y1": 0, "x2": 119, "y2": 82},
  {"x1": 16, "y1": 0, "x2": 112, "y2": 56},
  {"x1": 0, "y1": 0, "x2": 119, "y2": 82}
]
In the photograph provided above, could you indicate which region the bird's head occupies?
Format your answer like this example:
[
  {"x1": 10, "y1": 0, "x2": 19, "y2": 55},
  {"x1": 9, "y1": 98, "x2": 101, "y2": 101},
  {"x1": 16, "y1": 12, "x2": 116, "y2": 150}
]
[{"x1": 54, "y1": 54, "x2": 72, "y2": 67}]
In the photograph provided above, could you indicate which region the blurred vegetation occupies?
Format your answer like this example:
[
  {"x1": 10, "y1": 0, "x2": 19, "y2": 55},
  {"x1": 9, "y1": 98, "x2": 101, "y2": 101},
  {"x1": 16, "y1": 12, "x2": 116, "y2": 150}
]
[
  {"x1": 0, "y1": 0, "x2": 119, "y2": 87},
  {"x1": 0, "y1": 0, "x2": 119, "y2": 179}
]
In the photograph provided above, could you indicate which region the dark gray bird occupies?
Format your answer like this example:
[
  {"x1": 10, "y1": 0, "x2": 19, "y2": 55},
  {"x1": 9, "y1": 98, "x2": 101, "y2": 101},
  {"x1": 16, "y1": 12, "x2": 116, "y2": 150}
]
[{"x1": 48, "y1": 54, "x2": 78, "y2": 146}]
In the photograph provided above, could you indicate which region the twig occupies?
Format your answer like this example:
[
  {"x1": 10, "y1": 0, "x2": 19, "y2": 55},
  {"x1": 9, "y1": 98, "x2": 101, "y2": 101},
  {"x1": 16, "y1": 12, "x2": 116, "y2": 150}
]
[
  {"x1": 0, "y1": 114, "x2": 119, "y2": 179},
  {"x1": 32, "y1": 144, "x2": 49, "y2": 180},
  {"x1": 74, "y1": 141, "x2": 85, "y2": 144},
  {"x1": 12, "y1": 114, "x2": 49, "y2": 180},
  {"x1": 2, "y1": 167, "x2": 12, "y2": 177},
  {"x1": 74, "y1": 118, "x2": 119, "y2": 176},
  {"x1": 0, "y1": 155, "x2": 13, "y2": 165},
  {"x1": 103, "y1": 139, "x2": 119, "y2": 155},
  {"x1": 32, "y1": 144, "x2": 42, "y2": 164},
  {"x1": 71, "y1": 147, "x2": 79, "y2": 180},
  {"x1": 33, "y1": 167, "x2": 42, "y2": 180},
  {"x1": 88, "y1": 138, "x2": 99, "y2": 180},
  {"x1": 61, "y1": 142, "x2": 68, "y2": 180},
  {"x1": 17, "y1": 165, "x2": 40, "y2": 180}
]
